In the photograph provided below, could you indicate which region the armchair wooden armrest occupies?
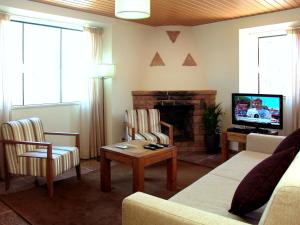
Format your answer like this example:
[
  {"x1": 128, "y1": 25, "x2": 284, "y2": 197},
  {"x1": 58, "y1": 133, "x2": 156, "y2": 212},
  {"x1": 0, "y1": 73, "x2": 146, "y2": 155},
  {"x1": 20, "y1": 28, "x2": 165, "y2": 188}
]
[
  {"x1": 124, "y1": 122, "x2": 136, "y2": 140},
  {"x1": 160, "y1": 121, "x2": 174, "y2": 145},
  {"x1": 1, "y1": 139, "x2": 54, "y2": 195},
  {"x1": 44, "y1": 132, "x2": 80, "y2": 148},
  {"x1": 0, "y1": 139, "x2": 51, "y2": 146},
  {"x1": 0, "y1": 139, "x2": 53, "y2": 161}
]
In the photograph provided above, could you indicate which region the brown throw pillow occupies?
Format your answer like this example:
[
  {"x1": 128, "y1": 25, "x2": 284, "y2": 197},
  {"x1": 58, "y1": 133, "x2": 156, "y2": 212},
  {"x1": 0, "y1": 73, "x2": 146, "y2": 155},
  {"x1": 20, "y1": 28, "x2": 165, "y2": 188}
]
[
  {"x1": 229, "y1": 147, "x2": 296, "y2": 216},
  {"x1": 273, "y1": 128, "x2": 300, "y2": 154}
]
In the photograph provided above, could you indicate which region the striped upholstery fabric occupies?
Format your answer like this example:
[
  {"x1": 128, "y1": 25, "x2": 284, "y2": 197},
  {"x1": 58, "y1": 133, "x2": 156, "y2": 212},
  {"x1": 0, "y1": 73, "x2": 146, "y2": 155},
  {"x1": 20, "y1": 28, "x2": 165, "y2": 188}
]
[
  {"x1": 140, "y1": 132, "x2": 158, "y2": 143},
  {"x1": 125, "y1": 110, "x2": 138, "y2": 136},
  {"x1": 151, "y1": 132, "x2": 170, "y2": 145},
  {"x1": 148, "y1": 109, "x2": 161, "y2": 132},
  {"x1": 18, "y1": 119, "x2": 38, "y2": 151},
  {"x1": 29, "y1": 117, "x2": 46, "y2": 142},
  {"x1": 125, "y1": 108, "x2": 170, "y2": 144},
  {"x1": 136, "y1": 109, "x2": 149, "y2": 133},
  {"x1": 127, "y1": 133, "x2": 146, "y2": 141},
  {"x1": 1, "y1": 123, "x2": 19, "y2": 174},
  {"x1": 1, "y1": 118, "x2": 79, "y2": 177},
  {"x1": 19, "y1": 147, "x2": 80, "y2": 176},
  {"x1": 148, "y1": 109, "x2": 170, "y2": 144}
]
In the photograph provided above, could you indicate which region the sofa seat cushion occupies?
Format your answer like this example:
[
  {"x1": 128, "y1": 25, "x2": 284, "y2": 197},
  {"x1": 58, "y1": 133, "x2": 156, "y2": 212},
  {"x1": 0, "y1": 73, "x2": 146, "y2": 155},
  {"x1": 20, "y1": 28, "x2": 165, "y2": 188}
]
[
  {"x1": 170, "y1": 173, "x2": 263, "y2": 224},
  {"x1": 210, "y1": 151, "x2": 269, "y2": 181},
  {"x1": 18, "y1": 146, "x2": 80, "y2": 177}
]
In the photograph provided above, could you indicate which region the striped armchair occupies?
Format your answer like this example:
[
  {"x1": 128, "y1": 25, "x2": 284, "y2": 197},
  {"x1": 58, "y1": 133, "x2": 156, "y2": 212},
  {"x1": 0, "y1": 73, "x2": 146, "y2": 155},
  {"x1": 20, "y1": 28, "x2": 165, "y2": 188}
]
[
  {"x1": 125, "y1": 109, "x2": 173, "y2": 145},
  {"x1": 1, "y1": 118, "x2": 80, "y2": 197}
]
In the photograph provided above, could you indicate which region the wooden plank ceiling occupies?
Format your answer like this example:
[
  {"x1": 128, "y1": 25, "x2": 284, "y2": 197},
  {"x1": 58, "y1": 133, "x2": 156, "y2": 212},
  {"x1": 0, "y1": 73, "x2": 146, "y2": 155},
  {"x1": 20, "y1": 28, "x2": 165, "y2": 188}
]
[{"x1": 31, "y1": 0, "x2": 300, "y2": 26}]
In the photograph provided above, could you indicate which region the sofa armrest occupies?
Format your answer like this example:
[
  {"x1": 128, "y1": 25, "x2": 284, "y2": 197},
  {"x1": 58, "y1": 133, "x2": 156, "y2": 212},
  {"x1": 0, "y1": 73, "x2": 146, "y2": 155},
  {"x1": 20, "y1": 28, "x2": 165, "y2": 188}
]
[
  {"x1": 246, "y1": 133, "x2": 285, "y2": 154},
  {"x1": 122, "y1": 192, "x2": 249, "y2": 225}
]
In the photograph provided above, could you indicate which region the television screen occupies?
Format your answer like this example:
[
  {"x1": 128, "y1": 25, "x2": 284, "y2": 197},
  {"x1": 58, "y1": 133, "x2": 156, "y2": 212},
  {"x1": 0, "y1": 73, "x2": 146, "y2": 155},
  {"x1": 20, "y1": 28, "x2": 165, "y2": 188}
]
[{"x1": 232, "y1": 93, "x2": 283, "y2": 129}]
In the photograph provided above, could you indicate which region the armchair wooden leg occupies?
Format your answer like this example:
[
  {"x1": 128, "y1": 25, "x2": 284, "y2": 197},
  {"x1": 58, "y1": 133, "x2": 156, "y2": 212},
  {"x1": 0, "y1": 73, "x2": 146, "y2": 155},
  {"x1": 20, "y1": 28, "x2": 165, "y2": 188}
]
[
  {"x1": 5, "y1": 172, "x2": 10, "y2": 191},
  {"x1": 75, "y1": 165, "x2": 81, "y2": 180},
  {"x1": 34, "y1": 177, "x2": 39, "y2": 187},
  {"x1": 47, "y1": 175, "x2": 54, "y2": 198}
]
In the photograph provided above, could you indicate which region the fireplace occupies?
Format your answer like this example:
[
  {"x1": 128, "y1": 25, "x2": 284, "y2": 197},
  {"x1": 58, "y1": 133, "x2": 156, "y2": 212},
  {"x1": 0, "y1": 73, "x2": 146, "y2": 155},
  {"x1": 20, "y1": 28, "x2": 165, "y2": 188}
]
[
  {"x1": 155, "y1": 105, "x2": 194, "y2": 142},
  {"x1": 132, "y1": 90, "x2": 217, "y2": 152}
]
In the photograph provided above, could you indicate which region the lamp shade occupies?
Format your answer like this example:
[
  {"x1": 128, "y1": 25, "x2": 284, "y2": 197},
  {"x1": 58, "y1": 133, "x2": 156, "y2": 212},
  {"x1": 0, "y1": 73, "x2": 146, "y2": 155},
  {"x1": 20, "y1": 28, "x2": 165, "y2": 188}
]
[
  {"x1": 96, "y1": 64, "x2": 115, "y2": 78},
  {"x1": 115, "y1": 0, "x2": 150, "y2": 20}
]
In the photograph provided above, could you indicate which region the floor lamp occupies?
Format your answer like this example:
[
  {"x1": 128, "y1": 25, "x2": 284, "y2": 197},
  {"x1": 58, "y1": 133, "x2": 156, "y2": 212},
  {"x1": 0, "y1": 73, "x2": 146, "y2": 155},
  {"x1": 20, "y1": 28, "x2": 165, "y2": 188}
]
[{"x1": 96, "y1": 63, "x2": 115, "y2": 159}]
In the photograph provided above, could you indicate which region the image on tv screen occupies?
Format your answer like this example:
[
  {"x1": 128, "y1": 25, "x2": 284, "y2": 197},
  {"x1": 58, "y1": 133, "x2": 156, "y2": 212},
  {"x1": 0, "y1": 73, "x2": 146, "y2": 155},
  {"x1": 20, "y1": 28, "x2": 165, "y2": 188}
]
[{"x1": 233, "y1": 95, "x2": 281, "y2": 126}]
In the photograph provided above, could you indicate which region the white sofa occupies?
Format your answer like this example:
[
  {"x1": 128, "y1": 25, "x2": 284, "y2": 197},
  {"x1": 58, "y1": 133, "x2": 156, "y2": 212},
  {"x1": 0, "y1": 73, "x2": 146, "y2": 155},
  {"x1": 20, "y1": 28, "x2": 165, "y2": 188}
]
[{"x1": 122, "y1": 133, "x2": 300, "y2": 225}]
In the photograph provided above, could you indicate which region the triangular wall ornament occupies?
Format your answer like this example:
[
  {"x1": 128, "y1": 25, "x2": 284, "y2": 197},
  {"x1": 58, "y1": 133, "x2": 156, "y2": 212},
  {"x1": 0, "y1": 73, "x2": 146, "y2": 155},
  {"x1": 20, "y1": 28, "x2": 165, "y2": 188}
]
[
  {"x1": 166, "y1": 31, "x2": 180, "y2": 43},
  {"x1": 150, "y1": 52, "x2": 165, "y2": 66},
  {"x1": 182, "y1": 53, "x2": 197, "y2": 66}
]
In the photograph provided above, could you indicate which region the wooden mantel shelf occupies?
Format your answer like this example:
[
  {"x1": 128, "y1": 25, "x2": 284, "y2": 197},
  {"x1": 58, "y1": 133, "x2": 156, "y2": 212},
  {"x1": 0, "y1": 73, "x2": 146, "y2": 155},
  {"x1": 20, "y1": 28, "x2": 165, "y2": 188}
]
[{"x1": 132, "y1": 90, "x2": 217, "y2": 96}]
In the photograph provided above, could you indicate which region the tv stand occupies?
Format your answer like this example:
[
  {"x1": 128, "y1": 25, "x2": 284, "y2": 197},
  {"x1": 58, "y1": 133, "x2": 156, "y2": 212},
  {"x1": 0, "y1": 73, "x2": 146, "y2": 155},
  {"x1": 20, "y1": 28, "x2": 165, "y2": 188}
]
[
  {"x1": 227, "y1": 127, "x2": 274, "y2": 135},
  {"x1": 221, "y1": 129, "x2": 278, "y2": 161}
]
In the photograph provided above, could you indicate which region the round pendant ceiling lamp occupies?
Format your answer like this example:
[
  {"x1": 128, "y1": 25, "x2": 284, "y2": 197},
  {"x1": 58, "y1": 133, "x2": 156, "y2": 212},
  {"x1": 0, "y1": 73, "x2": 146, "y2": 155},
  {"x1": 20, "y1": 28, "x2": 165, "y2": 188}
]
[{"x1": 115, "y1": 0, "x2": 150, "y2": 20}]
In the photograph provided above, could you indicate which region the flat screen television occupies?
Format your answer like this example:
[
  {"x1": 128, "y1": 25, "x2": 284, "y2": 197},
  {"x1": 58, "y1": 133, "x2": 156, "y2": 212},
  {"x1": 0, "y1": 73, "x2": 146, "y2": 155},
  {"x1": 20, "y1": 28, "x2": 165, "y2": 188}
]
[{"x1": 232, "y1": 93, "x2": 283, "y2": 130}]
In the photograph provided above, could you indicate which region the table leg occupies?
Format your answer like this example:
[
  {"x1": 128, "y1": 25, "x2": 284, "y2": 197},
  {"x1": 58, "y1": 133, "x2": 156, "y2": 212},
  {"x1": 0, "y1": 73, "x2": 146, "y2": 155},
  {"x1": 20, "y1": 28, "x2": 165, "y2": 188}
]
[
  {"x1": 221, "y1": 132, "x2": 229, "y2": 162},
  {"x1": 133, "y1": 159, "x2": 144, "y2": 192},
  {"x1": 100, "y1": 151, "x2": 111, "y2": 192},
  {"x1": 167, "y1": 151, "x2": 177, "y2": 191}
]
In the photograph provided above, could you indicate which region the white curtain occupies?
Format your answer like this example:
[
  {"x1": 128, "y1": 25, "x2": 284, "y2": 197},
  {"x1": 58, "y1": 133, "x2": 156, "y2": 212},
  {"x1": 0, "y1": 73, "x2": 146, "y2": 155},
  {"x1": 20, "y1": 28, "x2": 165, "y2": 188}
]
[
  {"x1": 0, "y1": 13, "x2": 11, "y2": 178},
  {"x1": 291, "y1": 29, "x2": 300, "y2": 131},
  {"x1": 80, "y1": 27, "x2": 104, "y2": 159}
]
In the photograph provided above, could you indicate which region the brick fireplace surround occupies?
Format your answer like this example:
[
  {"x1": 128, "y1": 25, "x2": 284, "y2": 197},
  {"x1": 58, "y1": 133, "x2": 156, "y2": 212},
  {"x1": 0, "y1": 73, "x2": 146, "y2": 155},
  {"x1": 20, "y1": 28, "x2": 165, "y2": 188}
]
[{"x1": 132, "y1": 90, "x2": 217, "y2": 152}]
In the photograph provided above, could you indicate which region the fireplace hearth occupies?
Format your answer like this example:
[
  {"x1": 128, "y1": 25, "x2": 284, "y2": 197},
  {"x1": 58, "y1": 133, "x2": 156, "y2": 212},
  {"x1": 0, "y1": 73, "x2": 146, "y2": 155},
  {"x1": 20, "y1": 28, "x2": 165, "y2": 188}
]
[{"x1": 132, "y1": 90, "x2": 217, "y2": 152}]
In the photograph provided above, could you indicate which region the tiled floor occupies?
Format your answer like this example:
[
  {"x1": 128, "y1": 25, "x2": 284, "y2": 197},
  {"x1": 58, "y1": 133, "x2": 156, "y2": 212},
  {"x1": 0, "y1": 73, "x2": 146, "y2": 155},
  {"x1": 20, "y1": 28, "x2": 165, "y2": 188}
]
[{"x1": 0, "y1": 159, "x2": 100, "y2": 225}]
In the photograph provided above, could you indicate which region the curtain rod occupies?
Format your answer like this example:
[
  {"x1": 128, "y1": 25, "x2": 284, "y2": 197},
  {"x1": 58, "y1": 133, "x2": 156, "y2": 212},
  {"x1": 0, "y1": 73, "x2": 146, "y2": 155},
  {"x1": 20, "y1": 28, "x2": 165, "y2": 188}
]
[{"x1": 0, "y1": 11, "x2": 101, "y2": 31}]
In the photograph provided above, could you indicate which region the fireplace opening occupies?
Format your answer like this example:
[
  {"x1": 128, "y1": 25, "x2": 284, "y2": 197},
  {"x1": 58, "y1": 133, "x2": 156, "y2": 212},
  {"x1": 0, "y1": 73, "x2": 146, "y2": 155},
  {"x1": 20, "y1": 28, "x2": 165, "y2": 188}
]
[{"x1": 155, "y1": 105, "x2": 194, "y2": 142}]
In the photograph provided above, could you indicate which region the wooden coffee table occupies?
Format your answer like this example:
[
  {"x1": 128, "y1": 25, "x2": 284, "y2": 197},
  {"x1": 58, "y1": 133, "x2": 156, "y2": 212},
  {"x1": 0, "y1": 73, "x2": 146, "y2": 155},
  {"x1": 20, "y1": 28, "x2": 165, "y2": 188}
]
[{"x1": 99, "y1": 140, "x2": 177, "y2": 192}]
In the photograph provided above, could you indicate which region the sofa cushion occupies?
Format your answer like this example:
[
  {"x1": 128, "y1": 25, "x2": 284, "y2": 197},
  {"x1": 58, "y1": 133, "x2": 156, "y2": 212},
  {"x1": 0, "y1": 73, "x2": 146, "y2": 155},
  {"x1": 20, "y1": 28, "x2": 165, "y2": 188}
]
[
  {"x1": 170, "y1": 173, "x2": 263, "y2": 224},
  {"x1": 210, "y1": 151, "x2": 269, "y2": 181},
  {"x1": 229, "y1": 147, "x2": 296, "y2": 216},
  {"x1": 273, "y1": 128, "x2": 300, "y2": 154},
  {"x1": 246, "y1": 133, "x2": 285, "y2": 155}
]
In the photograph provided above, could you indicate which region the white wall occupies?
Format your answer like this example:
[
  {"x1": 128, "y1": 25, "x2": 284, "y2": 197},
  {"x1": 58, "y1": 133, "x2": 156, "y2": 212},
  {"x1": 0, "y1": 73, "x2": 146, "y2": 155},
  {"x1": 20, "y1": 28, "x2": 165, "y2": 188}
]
[
  {"x1": 109, "y1": 22, "x2": 151, "y2": 143},
  {"x1": 11, "y1": 104, "x2": 80, "y2": 145},
  {"x1": 193, "y1": 7, "x2": 300, "y2": 130},
  {"x1": 141, "y1": 26, "x2": 206, "y2": 90}
]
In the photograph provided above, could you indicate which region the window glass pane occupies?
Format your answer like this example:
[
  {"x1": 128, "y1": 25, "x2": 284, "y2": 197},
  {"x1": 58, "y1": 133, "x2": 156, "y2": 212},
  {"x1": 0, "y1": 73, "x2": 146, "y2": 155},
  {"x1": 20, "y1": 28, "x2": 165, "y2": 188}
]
[
  {"x1": 24, "y1": 24, "x2": 60, "y2": 105},
  {"x1": 61, "y1": 29, "x2": 86, "y2": 102},
  {"x1": 7, "y1": 22, "x2": 23, "y2": 105},
  {"x1": 258, "y1": 35, "x2": 291, "y2": 95}
]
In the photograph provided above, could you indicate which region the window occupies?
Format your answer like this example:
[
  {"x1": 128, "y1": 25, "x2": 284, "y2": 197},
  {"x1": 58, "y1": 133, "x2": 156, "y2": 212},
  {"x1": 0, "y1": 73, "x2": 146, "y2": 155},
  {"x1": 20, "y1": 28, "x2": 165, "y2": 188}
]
[
  {"x1": 7, "y1": 21, "x2": 87, "y2": 106},
  {"x1": 258, "y1": 35, "x2": 291, "y2": 95},
  {"x1": 239, "y1": 26, "x2": 292, "y2": 97}
]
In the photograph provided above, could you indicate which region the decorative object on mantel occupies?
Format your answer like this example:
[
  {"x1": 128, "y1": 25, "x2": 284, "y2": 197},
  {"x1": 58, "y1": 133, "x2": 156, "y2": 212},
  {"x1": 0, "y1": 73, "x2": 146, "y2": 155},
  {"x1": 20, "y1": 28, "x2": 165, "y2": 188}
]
[
  {"x1": 166, "y1": 31, "x2": 180, "y2": 43},
  {"x1": 183, "y1": 53, "x2": 197, "y2": 66},
  {"x1": 115, "y1": 0, "x2": 151, "y2": 19},
  {"x1": 150, "y1": 52, "x2": 165, "y2": 66}
]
